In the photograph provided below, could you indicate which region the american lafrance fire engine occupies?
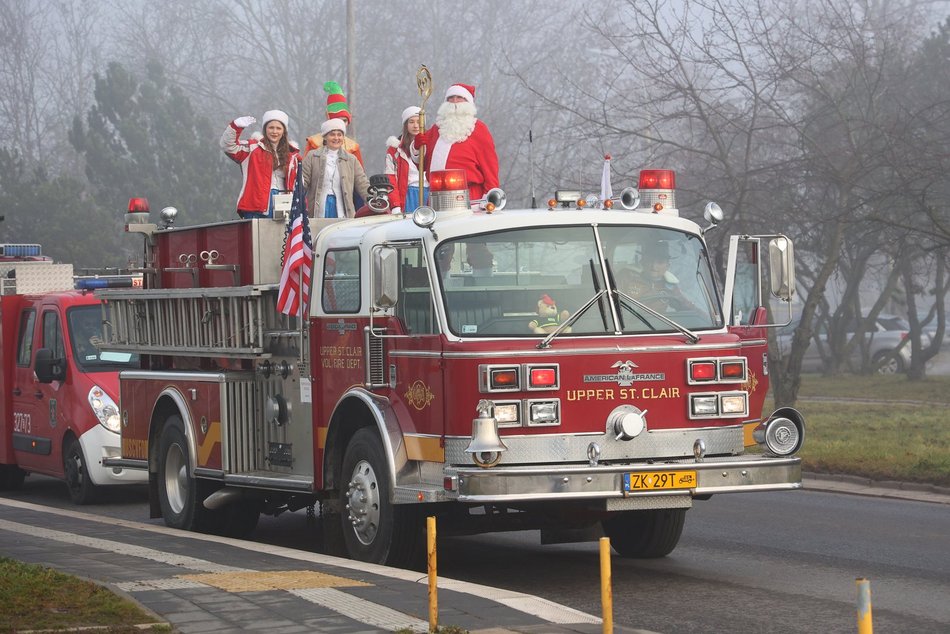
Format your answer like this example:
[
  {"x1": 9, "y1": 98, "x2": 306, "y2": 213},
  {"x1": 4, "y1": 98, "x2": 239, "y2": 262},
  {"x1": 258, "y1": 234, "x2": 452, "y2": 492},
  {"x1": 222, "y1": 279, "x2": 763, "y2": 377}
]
[{"x1": 99, "y1": 168, "x2": 804, "y2": 566}]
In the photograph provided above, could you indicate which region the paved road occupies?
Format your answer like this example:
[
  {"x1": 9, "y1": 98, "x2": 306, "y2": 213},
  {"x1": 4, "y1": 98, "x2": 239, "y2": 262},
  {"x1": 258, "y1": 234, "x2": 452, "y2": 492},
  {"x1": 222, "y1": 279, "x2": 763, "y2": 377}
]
[{"x1": 3, "y1": 476, "x2": 948, "y2": 633}]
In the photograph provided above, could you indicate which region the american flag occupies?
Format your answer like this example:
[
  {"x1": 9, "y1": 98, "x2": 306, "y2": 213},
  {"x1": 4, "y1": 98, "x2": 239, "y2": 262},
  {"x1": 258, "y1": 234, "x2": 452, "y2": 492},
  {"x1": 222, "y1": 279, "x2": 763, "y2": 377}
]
[{"x1": 276, "y1": 171, "x2": 312, "y2": 317}]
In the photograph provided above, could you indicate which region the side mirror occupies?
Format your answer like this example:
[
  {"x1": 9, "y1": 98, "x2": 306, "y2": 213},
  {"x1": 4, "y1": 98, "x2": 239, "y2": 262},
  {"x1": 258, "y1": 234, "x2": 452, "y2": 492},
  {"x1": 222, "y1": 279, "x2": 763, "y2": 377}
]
[
  {"x1": 373, "y1": 246, "x2": 399, "y2": 310},
  {"x1": 768, "y1": 237, "x2": 795, "y2": 301},
  {"x1": 35, "y1": 348, "x2": 66, "y2": 383}
]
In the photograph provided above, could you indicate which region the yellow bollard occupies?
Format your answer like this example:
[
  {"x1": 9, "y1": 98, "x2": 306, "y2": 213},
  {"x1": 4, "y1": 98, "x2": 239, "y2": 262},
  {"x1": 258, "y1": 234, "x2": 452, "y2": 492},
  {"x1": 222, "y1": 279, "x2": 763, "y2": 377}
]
[
  {"x1": 428, "y1": 516, "x2": 438, "y2": 633},
  {"x1": 856, "y1": 578, "x2": 873, "y2": 634},
  {"x1": 600, "y1": 537, "x2": 613, "y2": 634}
]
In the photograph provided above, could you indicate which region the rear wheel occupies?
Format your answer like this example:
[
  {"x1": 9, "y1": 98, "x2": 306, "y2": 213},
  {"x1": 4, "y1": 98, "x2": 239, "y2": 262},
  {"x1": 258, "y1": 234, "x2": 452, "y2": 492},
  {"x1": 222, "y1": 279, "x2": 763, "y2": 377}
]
[
  {"x1": 340, "y1": 428, "x2": 423, "y2": 567},
  {"x1": 601, "y1": 508, "x2": 687, "y2": 558},
  {"x1": 157, "y1": 416, "x2": 215, "y2": 532},
  {"x1": 64, "y1": 438, "x2": 99, "y2": 505}
]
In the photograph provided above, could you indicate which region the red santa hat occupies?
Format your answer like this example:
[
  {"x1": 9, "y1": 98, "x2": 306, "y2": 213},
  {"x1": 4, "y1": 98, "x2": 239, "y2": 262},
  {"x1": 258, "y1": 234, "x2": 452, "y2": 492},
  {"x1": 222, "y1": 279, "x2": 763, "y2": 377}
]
[
  {"x1": 401, "y1": 106, "x2": 421, "y2": 124},
  {"x1": 321, "y1": 119, "x2": 347, "y2": 135},
  {"x1": 445, "y1": 83, "x2": 475, "y2": 104},
  {"x1": 261, "y1": 109, "x2": 289, "y2": 129},
  {"x1": 540, "y1": 294, "x2": 556, "y2": 307}
]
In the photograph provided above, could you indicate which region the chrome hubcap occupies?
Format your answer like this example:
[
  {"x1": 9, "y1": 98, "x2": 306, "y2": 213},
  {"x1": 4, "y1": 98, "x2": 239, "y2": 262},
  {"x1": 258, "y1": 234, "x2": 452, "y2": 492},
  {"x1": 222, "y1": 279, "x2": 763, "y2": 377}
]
[
  {"x1": 164, "y1": 441, "x2": 187, "y2": 515},
  {"x1": 345, "y1": 459, "x2": 380, "y2": 546}
]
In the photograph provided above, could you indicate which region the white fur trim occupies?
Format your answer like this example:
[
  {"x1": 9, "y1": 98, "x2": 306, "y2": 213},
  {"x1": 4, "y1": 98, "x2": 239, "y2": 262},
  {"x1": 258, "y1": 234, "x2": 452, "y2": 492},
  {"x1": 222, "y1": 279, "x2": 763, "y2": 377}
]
[
  {"x1": 262, "y1": 109, "x2": 289, "y2": 129},
  {"x1": 321, "y1": 119, "x2": 346, "y2": 135},
  {"x1": 401, "y1": 106, "x2": 421, "y2": 124},
  {"x1": 445, "y1": 84, "x2": 474, "y2": 103},
  {"x1": 387, "y1": 136, "x2": 401, "y2": 148}
]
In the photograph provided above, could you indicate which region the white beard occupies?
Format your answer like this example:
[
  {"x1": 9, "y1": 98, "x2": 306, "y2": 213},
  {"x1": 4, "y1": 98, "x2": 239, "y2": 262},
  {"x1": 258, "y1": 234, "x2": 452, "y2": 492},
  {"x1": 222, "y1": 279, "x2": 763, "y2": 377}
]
[{"x1": 436, "y1": 101, "x2": 477, "y2": 143}]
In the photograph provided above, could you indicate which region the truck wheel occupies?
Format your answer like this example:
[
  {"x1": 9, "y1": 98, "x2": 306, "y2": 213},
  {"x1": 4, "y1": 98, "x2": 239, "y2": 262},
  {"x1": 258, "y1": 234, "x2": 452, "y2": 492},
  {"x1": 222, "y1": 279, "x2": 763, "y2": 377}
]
[
  {"x1": 340, "y1": 428, "x2": 423, "y2": 567},
  {"x1": 0, "y1": 464, "x2": 27, "y2": 490},
  {"x1": 157, "y1": 416, "x2": 215, "y2": 532},
  {"x1": 601, "y1": 508, "x2": 687, "y2": 558},
  {"x1": 64, "y1": 438, "x2": 99, "y2": 505}
]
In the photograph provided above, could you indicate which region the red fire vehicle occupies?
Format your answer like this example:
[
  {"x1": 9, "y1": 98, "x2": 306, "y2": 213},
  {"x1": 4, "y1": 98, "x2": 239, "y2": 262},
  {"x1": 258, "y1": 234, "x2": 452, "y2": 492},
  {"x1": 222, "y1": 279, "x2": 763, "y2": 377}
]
[
  {"x1": 99, "y1": 171, "x2": 804, "y2": 565},
  {"x1": 0, "y1": 244, "x2": 146, "y2": 501}
]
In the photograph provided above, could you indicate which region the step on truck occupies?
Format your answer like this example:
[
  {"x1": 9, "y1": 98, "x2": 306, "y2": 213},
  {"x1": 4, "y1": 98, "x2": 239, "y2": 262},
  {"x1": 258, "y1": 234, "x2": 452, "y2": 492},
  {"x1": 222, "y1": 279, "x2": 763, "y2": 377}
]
[
  {"x1": 0, "y1": 244, "x2": 147, "y2": 501},
  {"x1": 99, "y1": 170, "x2": 804, "y2": 565}
]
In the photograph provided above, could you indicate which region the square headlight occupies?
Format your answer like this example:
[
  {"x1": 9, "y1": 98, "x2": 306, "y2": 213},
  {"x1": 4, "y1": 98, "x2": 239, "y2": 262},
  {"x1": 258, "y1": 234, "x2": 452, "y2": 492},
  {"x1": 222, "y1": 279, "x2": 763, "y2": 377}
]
[{"x1": 528, "y1": 400, "x2": 560, "y2": 426}]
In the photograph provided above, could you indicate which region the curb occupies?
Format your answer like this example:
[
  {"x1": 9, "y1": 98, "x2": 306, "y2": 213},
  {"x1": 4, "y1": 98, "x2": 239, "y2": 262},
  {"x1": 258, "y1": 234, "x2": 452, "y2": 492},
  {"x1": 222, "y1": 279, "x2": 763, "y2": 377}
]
[{"x1": 803, "y1": 472, "x2": 950, "y2": 505}]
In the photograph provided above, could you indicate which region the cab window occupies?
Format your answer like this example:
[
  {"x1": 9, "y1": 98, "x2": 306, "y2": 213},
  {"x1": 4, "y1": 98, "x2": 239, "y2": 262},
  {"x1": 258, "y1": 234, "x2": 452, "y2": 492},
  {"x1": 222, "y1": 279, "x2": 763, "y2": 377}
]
[
  {"x1": 323, "y1": 248, "x2": 361, "y2": 313},
  {"x1": 42, "y1": 310, "x2": 65, "y2": 359},
  {"x1": 16, "y1": 309, "x2": 36, "y2": 366},
  {"x1": 394, "y1": 242, "x2": 437, "y2": 335}
]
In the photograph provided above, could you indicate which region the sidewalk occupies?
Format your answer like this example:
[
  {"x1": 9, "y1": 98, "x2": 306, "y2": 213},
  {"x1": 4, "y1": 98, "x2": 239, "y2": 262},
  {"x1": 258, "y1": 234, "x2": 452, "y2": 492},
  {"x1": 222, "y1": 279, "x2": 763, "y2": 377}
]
[{"x1": 0, "y1": 497, "x2": 650, "y2": 634}]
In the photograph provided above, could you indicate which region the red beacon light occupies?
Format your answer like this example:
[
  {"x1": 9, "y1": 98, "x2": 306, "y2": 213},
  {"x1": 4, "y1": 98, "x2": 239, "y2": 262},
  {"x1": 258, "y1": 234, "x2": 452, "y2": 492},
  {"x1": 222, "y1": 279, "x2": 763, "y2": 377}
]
[
  {"x1": 428, "y1": 169, "x2": 471, "y2": 212},
  {"x1": 125, "y1": 197, "x2": 151, "y2": 230},
  {"x1": 637, "y1": 169, "x2": 677, "y2": 215}
]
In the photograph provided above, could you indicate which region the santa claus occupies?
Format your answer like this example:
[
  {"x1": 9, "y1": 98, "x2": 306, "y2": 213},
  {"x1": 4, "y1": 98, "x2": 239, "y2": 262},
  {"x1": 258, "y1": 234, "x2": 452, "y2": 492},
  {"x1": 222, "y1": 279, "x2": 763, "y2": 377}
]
[{"x1": 414, "y1": 83, "x2": 500, "y2": 203}]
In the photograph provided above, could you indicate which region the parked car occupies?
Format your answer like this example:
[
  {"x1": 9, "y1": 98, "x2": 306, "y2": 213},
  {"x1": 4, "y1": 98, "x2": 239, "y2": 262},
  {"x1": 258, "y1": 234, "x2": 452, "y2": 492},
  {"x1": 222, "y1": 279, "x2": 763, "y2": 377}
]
[{"x1": 776, "y1": 314, "x2": 919, "y2": 374}]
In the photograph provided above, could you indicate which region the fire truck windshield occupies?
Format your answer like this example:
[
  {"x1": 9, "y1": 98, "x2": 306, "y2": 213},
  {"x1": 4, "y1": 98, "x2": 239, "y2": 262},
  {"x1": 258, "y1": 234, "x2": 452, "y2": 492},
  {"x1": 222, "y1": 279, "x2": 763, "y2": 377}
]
[
  {"x1": 67, "y1": 305, "x2": 140, "y2": 371},
  {"x1": 436, "y1": 225, "x2": 722, "y2": 337}
]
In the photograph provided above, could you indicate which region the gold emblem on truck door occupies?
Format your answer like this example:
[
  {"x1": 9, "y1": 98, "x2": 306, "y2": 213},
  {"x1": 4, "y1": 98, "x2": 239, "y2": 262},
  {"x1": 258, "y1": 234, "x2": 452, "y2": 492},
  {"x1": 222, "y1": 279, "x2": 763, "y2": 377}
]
[{"x1": 405, "y1": 380, "x2": 435, "y2": 411}]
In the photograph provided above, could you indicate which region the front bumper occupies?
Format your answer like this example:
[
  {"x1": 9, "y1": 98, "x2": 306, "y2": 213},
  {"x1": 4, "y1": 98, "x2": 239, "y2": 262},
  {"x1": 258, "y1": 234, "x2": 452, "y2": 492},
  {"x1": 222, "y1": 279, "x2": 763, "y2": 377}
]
[
  {"x1": 79, "y1": 425, "x2": 149, "y2": 486},
  {"x1": 444, "y1": 454, "x2": 801, "y2": 503}
]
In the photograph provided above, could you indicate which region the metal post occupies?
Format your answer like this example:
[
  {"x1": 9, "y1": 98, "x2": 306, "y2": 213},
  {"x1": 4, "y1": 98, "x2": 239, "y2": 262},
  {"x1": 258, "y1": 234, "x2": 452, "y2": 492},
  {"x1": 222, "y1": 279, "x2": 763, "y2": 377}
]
[
  {"x1": 856, "y1": 578, "x2": 873, "y2": 634},
  {"x1": 428, "y1": 515, "x2": 438, "y2": 632},
  {"x1": 600, "y1": 537, "x2": 613, "y2": 634}
]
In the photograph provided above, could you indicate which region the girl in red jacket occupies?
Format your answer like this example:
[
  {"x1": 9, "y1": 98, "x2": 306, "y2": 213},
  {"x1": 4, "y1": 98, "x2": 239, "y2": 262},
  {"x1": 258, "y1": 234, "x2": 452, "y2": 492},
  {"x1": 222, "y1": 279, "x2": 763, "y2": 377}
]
[
  {"x1": 384, "y1": 106, "x2": 429, "y2": 214},
  {"x1": 220, "y1": 110, "x2": 299, "y2": 218}
]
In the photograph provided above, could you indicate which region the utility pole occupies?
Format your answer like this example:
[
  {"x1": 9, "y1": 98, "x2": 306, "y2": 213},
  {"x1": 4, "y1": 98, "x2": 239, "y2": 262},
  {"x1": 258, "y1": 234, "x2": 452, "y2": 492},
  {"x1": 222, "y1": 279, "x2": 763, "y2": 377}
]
[{"x1": 346, "y1": 0, "x2": 356, "y2": 136}]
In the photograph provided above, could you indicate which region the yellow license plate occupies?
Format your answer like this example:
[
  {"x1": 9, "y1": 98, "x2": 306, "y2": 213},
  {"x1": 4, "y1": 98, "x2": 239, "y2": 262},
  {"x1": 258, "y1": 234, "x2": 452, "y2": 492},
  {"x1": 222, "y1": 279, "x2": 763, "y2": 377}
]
[{"x1": 623, "y1": 470, "x2": 697, "y2": 492}]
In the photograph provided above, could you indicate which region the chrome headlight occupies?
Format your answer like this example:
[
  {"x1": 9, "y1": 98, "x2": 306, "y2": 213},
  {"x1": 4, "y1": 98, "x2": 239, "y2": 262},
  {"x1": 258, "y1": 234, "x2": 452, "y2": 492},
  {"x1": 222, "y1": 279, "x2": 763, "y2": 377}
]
[{"x1": 88, "y1": 386, "x2": 121, "y2": 433}]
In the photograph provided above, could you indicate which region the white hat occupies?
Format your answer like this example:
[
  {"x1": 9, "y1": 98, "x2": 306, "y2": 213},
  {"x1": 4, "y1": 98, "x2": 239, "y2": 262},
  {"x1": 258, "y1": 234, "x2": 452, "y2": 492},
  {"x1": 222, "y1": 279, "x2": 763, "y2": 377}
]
[
  {"x1": 401, "y1": 106, "x2": 421, "y2": 124},
  {"x1": 321, "y1": 119, "x2": 347, "y2": 135},
  {"x1": 262, "y1": 109, "x2": 289, "y2": 129},
  {"x1": 445, "y1": 83, "x2": 475, "y2": 104}
]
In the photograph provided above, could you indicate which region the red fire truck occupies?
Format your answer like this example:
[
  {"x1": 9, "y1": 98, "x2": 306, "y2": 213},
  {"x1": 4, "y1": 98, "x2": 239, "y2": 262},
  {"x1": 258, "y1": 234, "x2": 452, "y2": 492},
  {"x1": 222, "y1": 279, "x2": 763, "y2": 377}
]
[
  {"x1": 99, "y1": 170, "x2": 804, "y2": 565},
  {"x1": 0, "y1": 244, "x2": 146, "y2": 501}
]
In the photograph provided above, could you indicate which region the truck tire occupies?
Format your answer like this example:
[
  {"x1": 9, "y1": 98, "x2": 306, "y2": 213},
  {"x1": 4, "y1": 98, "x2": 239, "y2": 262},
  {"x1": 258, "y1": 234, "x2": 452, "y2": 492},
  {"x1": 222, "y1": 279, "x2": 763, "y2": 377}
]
[
  {"x1": 340, "y1": 428, "x2": 423, "y2": 567},
  {"x1": 601, "y1": 508, "x2": 687, "y2": 558},
  {"x1": 0, "y1": 464, "x2": 26, "y2": 490},
  {"x1": 157, "y1": 416, "x2": 215, "y2": 532},
  {"x1": 64, "y1": 437, "x2": 99, "y2": 505}
]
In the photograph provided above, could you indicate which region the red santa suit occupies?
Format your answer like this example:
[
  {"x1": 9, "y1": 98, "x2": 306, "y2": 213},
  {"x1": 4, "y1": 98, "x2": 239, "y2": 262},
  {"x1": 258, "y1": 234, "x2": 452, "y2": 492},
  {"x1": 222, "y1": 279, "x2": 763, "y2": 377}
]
[{"x1": 414, "y1": 83, "x2": 499, "y2": 202}]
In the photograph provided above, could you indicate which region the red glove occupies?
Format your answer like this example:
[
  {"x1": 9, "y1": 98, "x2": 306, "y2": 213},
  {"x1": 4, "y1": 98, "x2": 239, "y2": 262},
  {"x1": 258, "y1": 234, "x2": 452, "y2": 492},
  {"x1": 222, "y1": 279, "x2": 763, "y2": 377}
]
[{"x1": 414, "y1": 129, "x2": 430, "y2": 148}]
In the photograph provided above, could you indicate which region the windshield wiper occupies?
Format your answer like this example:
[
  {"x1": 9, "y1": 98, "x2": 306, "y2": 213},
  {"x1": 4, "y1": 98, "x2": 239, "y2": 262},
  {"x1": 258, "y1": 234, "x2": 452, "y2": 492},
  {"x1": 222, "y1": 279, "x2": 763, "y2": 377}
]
[{"x1": 614, "y1": 289, "x2": 700, "y2": 344}]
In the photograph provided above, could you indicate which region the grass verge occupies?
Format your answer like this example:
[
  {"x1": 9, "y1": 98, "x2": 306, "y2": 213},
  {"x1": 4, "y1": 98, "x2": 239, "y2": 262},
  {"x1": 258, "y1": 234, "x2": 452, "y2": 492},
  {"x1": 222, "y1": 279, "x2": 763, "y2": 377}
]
[
  {"x1": 0, "y1": 557, "x2": 166, "y2": 633},
  {"x1": 789, "y1": 374, "x2": 950, "y2": 486}
]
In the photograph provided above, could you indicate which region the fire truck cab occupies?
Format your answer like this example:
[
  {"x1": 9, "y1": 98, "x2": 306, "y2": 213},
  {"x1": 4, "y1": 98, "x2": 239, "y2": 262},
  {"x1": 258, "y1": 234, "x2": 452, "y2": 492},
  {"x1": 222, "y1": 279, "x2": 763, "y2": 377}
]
[
  {"x1": 0, "y1": 244, "x2": 146, "y2": 501},
  {"x1": 100, "y1": 171, "x2": 803, "y2": 565}
]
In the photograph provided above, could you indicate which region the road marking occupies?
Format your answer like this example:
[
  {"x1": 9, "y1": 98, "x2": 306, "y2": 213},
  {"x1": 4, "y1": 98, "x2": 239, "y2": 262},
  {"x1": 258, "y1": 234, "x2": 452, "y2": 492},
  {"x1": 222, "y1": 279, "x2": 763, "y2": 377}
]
[
  {"x1": 291, "y1": 587, "x2": 429, "y2": 633},
  {"x1": 0, "y1": 497, "x2": 600, "y2": 625},
  {"x1": 180, "y1": 570, "x2": 370, "y2": 592},
  {"x1": 0, "y1": 518, "x2": 244, "y2": 572}
]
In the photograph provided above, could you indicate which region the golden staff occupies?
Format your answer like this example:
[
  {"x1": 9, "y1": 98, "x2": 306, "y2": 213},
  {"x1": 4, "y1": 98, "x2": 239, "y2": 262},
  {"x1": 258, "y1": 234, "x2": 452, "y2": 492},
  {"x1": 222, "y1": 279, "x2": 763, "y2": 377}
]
[{"x1": 416, "y1": 65, "x2": 432, "y2": 208}]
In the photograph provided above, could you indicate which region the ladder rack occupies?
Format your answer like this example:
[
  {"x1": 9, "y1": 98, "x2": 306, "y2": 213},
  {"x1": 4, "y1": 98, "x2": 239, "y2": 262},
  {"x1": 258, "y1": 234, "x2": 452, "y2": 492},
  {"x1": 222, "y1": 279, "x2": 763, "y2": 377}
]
[{"x1": 96, "y1": 285, "x2": 285, "y2": 358}]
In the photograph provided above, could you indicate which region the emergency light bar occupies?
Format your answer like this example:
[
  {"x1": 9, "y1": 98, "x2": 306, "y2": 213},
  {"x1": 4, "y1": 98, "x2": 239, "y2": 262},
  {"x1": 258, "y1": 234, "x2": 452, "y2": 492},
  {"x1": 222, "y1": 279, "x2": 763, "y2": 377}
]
[{"x1": 0, "y1": 244, "x2": 43, "y2": 257}]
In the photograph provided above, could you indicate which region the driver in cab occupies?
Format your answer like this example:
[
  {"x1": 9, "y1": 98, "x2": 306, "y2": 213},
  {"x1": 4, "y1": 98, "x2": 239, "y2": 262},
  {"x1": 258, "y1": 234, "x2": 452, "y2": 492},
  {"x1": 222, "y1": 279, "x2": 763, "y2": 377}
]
[{"x1": 617, "y1": 244, "x2": 693, "y2": 312}]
